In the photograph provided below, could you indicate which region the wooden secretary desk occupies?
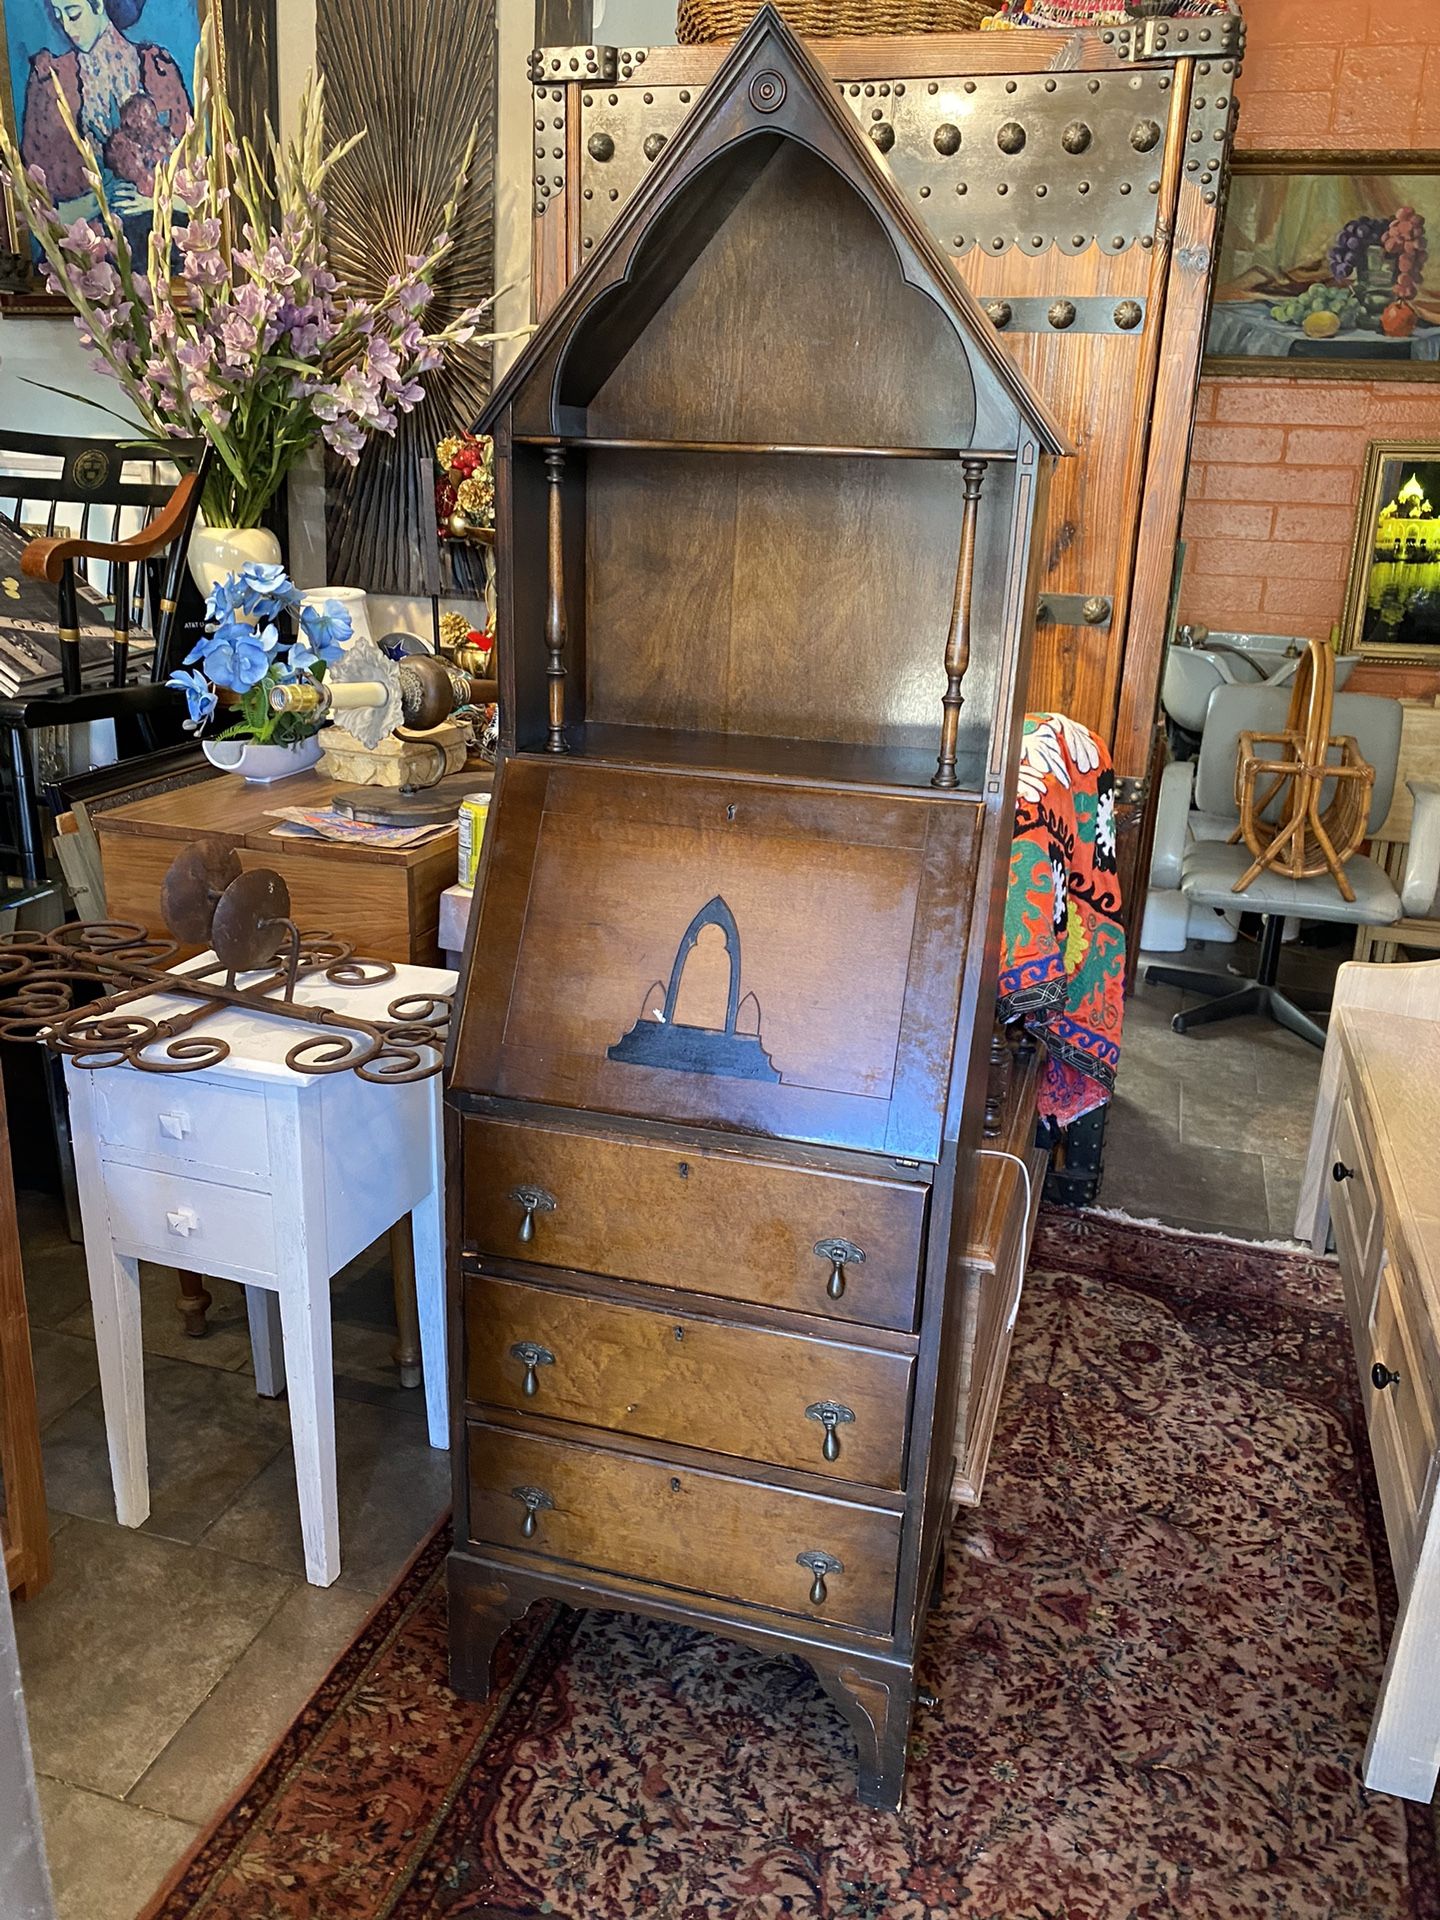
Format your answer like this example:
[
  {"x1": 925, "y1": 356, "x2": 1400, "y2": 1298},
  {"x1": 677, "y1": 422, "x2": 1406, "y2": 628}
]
[{"x1": 446, "y1": 6, "x2": 1067, "y2": 1807}]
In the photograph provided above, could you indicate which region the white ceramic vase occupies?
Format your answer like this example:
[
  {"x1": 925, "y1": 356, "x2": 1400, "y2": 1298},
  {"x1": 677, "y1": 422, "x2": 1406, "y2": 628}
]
[
  {"x1": 188, "y1": 523, "x2": 284, "y2": 601},
  {"x1": 298, "y1": 586, "x2": 373, "y2": 649},
  {"x1": 202, "y1": 735, "x2": 324, "y2": 783}
]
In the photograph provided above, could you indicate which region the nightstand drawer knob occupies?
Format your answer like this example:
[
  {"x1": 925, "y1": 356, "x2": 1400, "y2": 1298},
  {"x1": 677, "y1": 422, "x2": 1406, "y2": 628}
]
[
  {"x1": 1372, "y1": 1361, "x2": 1401, "y2": 1391},
  {"x1": 796, "y1": 1550, "x2": 843, "y2": 1606},
  {"x1": 805, "y1": 1400, "x2": 856, "y2": 1462},
  {"x1": 510, "y1": 1484, "x2": 554, "y2": 1538},
  {"x1": 511, "y1": 1186, "x2": 556, "y2": 1243},
  {"x1": 158, "y1": 1111, "x2": 191, "y2": 1141},
  {"x1": 510, "y1": 1340, "x2": 555, "y2": 1397},
  {"x1": 166, "y1": 1207, "x2": 199, "y2": 1238},
  {"x1": 1332, "y1": 1161, "x2": 1354, "y2": 1183},
  {"x1": 814, "y1": 1237, "x2": 865, "y2": 1301}
]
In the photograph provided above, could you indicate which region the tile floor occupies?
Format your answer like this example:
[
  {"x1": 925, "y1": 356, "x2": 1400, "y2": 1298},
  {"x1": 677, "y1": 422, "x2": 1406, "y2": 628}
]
[
  {"x1": 11, "y1": 923, "x2": 1341, "y2": 1918},
  {"x1": 14, "y1": 1211, "x2": 450, "y2": 1920}
]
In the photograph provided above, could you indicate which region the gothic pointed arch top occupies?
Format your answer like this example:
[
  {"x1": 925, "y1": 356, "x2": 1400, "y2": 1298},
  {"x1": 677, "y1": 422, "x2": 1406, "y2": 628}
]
[{"x1": 477, "y1": 4, "x2": 1067, "y2": 458}]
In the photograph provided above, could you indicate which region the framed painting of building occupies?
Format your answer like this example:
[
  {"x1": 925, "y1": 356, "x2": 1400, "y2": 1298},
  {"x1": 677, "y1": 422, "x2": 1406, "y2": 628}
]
[
  {"x1": 1341, "y1": 441, "x2": 1440, "y2": 663},
  {"x1": 1204, "y1": 153, "x2": 1440, "y2": 382}
]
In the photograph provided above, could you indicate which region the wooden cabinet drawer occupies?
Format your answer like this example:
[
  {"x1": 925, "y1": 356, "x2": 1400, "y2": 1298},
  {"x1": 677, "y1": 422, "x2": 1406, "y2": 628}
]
[
  {"x1": 1330, "y1": 1089, "x2": 1379, "y2": 1287},
  {"x1": 465, "y1": 1422, "x2": 901, "y2": 1635},
  {"x1": 95, "y1": 1072, "x2": 270, "y2": 1180},
  {"x1": 1366, "y1": 1248, "x2": 1440, "y2": 1571},
  {"x1": 101, "y1": 1162, "x2": 275, "y2": 1277},
  {"x1": 463, "y1": 1117, "x2": 927, "y2": 1331},
  {"x1": 465, "y1": 1274, "x2": 912, "y2": 1489}
]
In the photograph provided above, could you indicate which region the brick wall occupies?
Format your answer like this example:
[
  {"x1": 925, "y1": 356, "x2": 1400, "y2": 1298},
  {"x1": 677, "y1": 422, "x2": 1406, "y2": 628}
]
[{"x1": 1176, "y1": 0, "x2": 1440, "y2": 655}]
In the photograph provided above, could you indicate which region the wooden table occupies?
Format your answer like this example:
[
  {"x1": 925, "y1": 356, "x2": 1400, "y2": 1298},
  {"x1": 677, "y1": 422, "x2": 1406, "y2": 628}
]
[{"x1": 92, "y1": 769, "x2": 459, "y2": 966}]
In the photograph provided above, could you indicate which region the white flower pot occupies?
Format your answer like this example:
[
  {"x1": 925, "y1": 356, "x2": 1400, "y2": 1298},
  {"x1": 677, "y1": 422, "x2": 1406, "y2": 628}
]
[
  {"x1": 202, "y1": 735, "x2": 323, "y2": 783},
  {"x1": 299, "y1": 586, "x2": 372, "y2": 649},
  {"x1": 188, "y1": 523, "x2": 284, "y2": 600}
]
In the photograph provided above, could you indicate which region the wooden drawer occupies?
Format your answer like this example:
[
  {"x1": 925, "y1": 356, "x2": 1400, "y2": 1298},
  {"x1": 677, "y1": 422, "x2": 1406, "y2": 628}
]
[
  {"x1": 101, "y1": 1162, "x2": 275, "y2": 1277},
  {"x1": 465, "y1": 1422, "x2": 901, "y2": 1635},
  {"x1": 465, "y1": 1274, "x2": 912, "y2": 1489},
  {"x1": 1365, "y1": 1247, "x2": 1440, "y2": 1574},
  {"x1": 1330, "y1": 1088, "x2": 1380, "y2": 1296},
  {"x1": 463, "y1": 1117, "x2": 927, "y2": 1332},
  {"x1": 95, "y1": 1072, "x2": 270, "y2": 1181}
]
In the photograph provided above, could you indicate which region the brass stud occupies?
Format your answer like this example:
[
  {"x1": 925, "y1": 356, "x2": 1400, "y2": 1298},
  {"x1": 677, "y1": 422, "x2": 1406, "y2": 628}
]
[
  {"x1": 1048, "y1": 299, "x2": 1077, "y2": 330},
  {"x1": 1205, "y1": 190, "x2": 1217, "y2": 204},
  {"x1": 997, "y1": 120, "x2": 1026, "y2": 154},
  {"x1": 1113, "y1": 299, "x2": 1143, "y2": 330},
  {"x1": 985, "y1": 300, "x2": 1012, "y2": 327},
  {"x1": 680, "y1": 89, "x2": 691, "y2": 102},
  {"x1": 1141, "y1": 234, "x2": 1153, "y2": 247},
  {"x1": 1073, "y1": 233, "x2": 1085, "y2": 246},
  {"x1": 586, "y1": 132, "x2": 614, "y2": 162},
  {"x1": 1088, "y1": 77, "x2": 1101, "y2": 93},
  {"x1": 609, "y1": 187, "x2": 618, "y2": 199},
  {"x1": 583, "y1": 187, "x2": 592, "y2": 200},
  {"x1": 956, "y1": 182, "x2": 967, "y2": 195},
  {"x1": 997, "y1": 182, "x2": 1009, "y2": 195},
  {"x1": 895, "y1": 83, "x2": 906, "y2": 95},
  {"x1": 933, "y1": 123, "x2": 961, "y2": 155},
  {"x1": 920, "y1": 186, "x2": 931, "y2": 198},
  {"x1": 1061, "y1": 120, "x2": 1092, "y2": 154},
  {"x1": 1035, "y1": 183, "x2": 1048, "y2": 197},
  {"x1": 1131, "y1": 119, "x2": 1162, "y2": 152},
  {"x1": 1044, "y1": 78, "x2": 1057, "y2": 92},
  {"x1": 643, "y1": 131, "x2": 666, "y2": 161},
  {"x1": 643, "y1": 90, "x2": 653, "y2": 103},
  {"x1": 954, "y1": 235, "x2": 965, "y2": 247},
  {"x1": 869, "y1": 121, "x2": 895, "y2": 153},
  {"x1": 1031, "y1": 234, "x2": 1043, "y2": 247},
  {"x1": 864, "y1": 83, "x2": 875, "y2": 95},
  {"x1": 927, "y1": 80, "x2": 938, "y2": 94},
  {"x1": 964, "y1": 79, "x2": 976, "y2": 93},
  {"x1": 581, "y1": 93, "x2": 592, "y2": 106},
  {"x1": 871, "y1": 106, "x2": 884, "y2": 119},
  {"x1": 1120, "y1": 182, "x2": 1132, "y2": 195},
  {"x1": 1111, "y1": 235, "x2": 1125, "y2": 249},
  {"x1": 1078, "y1": 180, "x2": 1091, "y2": 195},
  {"x1": 1005, "y1": 79, "x2": 1017, "y2": 92},
  {"x1": 583, "y1": 236, "x2": 593, "y2": 249},
  {"x1": 992, "y1": 238, "x2": 1004, "y2": 250},
  {"x1": 609, "y1": 93, "x2": 618, "y2": 105}
]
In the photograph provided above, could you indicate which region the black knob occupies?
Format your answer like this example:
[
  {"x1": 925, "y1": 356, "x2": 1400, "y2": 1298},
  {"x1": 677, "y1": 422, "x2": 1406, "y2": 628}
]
[
  {"x1": 1372, "y1": 1362, "x2": 1401, "y2": 1391},
  {"x1": 1332, "y1": 1161, "x2": 1354, "y2": 1183}
]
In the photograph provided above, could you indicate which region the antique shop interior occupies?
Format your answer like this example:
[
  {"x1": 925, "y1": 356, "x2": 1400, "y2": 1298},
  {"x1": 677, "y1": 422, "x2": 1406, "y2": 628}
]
[{"x1": 1, "y1": 0, "x2": 1439, "y2": 1915}]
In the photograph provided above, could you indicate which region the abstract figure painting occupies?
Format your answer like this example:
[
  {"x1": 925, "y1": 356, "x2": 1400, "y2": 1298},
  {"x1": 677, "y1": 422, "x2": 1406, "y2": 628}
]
[
  {"x1": 0, "y1": 0, "x2": 201, "y2": 274},
  {"x1": 608, "y1": 896, "x2": 781, "y2": 1084}
]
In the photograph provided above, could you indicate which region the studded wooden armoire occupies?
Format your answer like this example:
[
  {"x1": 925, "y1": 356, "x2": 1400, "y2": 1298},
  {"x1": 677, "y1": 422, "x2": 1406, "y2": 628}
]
[{"x1": 446, "y1": 5, "x2": 1068, "y2": 1808}]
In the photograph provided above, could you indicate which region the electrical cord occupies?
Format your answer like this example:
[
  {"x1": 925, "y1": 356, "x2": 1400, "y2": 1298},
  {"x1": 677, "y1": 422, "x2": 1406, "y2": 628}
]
[{"x1": 977, "y1": 1147, "x2": 1035, "y2": 1330}]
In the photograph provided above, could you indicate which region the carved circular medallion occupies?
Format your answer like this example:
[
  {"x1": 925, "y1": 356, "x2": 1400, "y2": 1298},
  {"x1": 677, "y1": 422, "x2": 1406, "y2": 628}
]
[
  {"x1": 1131, "y1": 118, "x2": 1162, "y2": 152},
  {"x1": 1047, "y1": 299, "x2": 1078, "y2": 330},
  {"x1": 749, "y1": 70, "x2": 786, "y2": 113},
  {"x1": 996, "y1": 120, "x2": 1026, "y2": 155},
  {"x1": 586, "y1": 131, "x2": 614, "y2": 162},
  {"x1": 869, "y1": 121, "x2": 895, "y2": 153},
  {"x1": 642, "y1": 132, "x2": 667, "y2": 161},
  {"x1": 1061, "y1": 120, "x2": 1092, "y2": 154},
  {"x1": 932, "y1": 123, "x2": 961, "y2": 156},
  {"x1": 71, "y1": 448, "x2": 109, "y2": 492},
  {"x1": 984, "y1": 300, "x2": 1012, "y2": 329},
  {"x1": 1113, "y1": 299, "x2": 1144, "y2": 331}
]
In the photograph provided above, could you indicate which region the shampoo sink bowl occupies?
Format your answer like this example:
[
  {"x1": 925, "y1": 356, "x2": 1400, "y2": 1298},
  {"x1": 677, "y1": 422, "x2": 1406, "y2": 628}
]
[{"x1": 1162, "y1": 629, "x2": 1358, "y2": 740}]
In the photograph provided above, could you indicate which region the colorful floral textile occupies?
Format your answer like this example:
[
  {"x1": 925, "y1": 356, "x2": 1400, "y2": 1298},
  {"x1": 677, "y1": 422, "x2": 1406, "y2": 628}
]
[
  {"x1": 999, "y1": 711, "x2": 1125, "y2": 1126},
  {"x1": 139, "y1": 1213, "x2": 1438, "y2": 1920}
]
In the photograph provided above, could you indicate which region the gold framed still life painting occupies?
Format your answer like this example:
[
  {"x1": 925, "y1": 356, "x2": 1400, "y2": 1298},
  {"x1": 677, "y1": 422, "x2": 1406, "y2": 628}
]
[
  {"x1": 1341, "y1": 443, "x2": 1440, "y2": 664},
  {"x1": 1205, "y1": 153, "x2": 1440, "y2": 381}
]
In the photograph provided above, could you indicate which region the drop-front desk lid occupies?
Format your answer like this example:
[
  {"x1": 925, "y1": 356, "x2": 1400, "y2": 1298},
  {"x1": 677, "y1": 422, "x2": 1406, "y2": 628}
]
[{"x1": 449, "y1": 756, "x2": 982, "y2": 1163}]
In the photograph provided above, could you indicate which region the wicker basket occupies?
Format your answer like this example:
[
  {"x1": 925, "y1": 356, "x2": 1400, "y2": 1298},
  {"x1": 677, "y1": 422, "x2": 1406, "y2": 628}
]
[{"x1": 676, "y1": 0, "x2": 994, "y2": 45}]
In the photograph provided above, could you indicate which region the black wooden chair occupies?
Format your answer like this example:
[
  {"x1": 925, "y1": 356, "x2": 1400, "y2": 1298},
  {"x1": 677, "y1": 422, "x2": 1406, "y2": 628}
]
[{"x1": 0, "y1": 430, "x2": 210, "y2": 891}]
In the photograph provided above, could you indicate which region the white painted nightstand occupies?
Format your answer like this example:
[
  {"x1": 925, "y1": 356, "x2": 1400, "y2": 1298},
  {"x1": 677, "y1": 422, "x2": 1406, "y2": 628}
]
[{"x1": 64, "y1": 955, "x2": 455, "y2": 1587}]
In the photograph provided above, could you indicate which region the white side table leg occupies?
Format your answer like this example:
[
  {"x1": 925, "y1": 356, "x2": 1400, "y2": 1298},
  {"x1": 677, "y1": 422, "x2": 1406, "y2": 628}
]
[
  {"x1": 278, "y1": 1271, "x2": 339, "y2": 1587},
  {"x1": 411, "y1": 1186, "x2": 448, "y2": 1452},
  {"x1": 244, "y1": 1285, "x2": 285, "y2": 1398},
  {"x1": 88, "y1": 1245, "x2": 149, "y2": 1528}
]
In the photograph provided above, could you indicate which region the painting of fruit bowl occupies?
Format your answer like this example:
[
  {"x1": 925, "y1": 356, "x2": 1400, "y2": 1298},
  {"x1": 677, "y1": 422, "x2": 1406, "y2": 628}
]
[{"x1": 1205, "y1": 155, "x2": 1440, "y2": 381}]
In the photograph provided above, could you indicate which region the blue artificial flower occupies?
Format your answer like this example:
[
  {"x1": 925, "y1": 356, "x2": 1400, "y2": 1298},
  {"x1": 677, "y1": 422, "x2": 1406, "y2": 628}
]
[
  {"x1": 166, "y1": 666, "x2": 218, "y2": 732},
  {"x1": 295, "y1": 598, "x2": 352, "y2": 668},
  {"x1": 185, "y1": 617, "x2": 281, "y2": 693},
  {"x1": 235, "y1": 562, "x2": 303, "y2": 621},
  {"x1": 204, "y1": 573, "x2": 249, "y2": 622}
]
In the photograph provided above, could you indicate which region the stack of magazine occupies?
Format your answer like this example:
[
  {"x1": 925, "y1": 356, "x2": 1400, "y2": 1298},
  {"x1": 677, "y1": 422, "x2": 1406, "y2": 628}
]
[{"x1": 0, "y1": 513, "x2": 155, "y2": 700}]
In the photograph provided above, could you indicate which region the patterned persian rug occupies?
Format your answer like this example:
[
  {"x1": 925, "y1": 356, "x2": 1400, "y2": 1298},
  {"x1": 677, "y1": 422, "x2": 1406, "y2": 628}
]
[{"x1": 142, "y1": 1212, "x2": 1440, "y2": 1920}]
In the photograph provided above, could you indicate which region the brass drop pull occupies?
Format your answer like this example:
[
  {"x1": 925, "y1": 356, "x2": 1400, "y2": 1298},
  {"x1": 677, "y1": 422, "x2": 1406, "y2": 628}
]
[
  {"x1": 511, "y1": 1185, "x2": 556, "y2": 1243},
  {"x1": 814, "y1": 1237, "x2": 865, "y2": 1301},
  {"x1": 510, "y1": 1340, "x2": 555, "y2": 1397},
  {"x1": 510, "y1": 1485, "x2": 554, "y2": 1538},
  {"x1": 806, "y1": 1400, "x2": 856, "y2": 1462},
  {"x1": 796, "y1": 1550, "x2": 843, "y2": 1606}
]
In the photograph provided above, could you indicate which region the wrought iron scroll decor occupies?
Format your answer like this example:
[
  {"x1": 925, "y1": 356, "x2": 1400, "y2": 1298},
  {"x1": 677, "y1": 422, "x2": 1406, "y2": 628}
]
[
  {"x1": 318, "y1": 0, "x2": 497, "y2": 597},
  {"x1": 0, "y1": 845, "x2": 451, "y2": 1085}
]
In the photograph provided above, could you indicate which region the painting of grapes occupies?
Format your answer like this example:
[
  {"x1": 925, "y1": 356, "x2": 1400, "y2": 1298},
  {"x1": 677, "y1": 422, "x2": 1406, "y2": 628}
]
[{"x1": 1206, "y1": 159, "x2": 1440, "y2": 379}]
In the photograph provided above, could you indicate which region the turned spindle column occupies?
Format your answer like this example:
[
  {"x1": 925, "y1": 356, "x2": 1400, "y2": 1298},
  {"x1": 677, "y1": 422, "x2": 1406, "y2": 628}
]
[
  {"x1": 544, "y1": 449, "x2": 569, "y2": 753},
  {"x1": 931, "y1": 457, "x2": 987, "y2": 791}
]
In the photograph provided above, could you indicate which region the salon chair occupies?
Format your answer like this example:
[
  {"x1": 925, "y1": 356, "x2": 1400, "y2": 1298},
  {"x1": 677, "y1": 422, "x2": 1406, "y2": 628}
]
[{"x1": 1144, "y1": 683, "x2": 1440, "y2": 1046}]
